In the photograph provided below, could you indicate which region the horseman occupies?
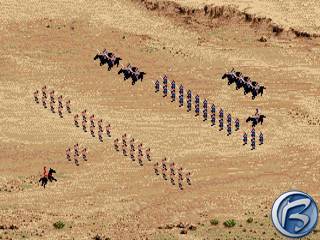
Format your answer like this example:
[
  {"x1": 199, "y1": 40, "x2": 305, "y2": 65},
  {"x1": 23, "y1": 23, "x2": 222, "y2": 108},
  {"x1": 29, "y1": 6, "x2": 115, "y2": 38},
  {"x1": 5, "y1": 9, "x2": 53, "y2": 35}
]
[
  {"x1": 102, "y1": 49, "x2": 108, "y2": 58},
  {"x1": 43, "y1": 166, "x2": 48, "y2": 178}
]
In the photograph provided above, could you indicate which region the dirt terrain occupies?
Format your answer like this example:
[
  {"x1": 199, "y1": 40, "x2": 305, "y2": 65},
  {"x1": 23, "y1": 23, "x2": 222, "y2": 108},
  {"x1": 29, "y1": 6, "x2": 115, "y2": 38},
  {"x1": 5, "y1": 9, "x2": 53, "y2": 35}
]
[{"x1": 0, "y1": 0, "x2": 319, "y2": 239}]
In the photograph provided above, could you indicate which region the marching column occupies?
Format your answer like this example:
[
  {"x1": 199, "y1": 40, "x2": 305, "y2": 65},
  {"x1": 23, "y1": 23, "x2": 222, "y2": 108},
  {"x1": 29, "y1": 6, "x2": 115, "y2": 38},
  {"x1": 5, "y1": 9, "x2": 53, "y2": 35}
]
[
  {"x1": 211, "y1": 104, "x2": 216, "y2": 126},
  {"x1": 179, "y1": 84, "x2": 184, "y2": 107},
  {"x1": 227, "y1": 113, "x2": 232, "y2": 136},
  {"x1": 162, "y1": 75, "x2": 168, "y2": 97},
  {"x1": 171, "y1": 80, "x2": 176, "y2": 102},
  {"x1": 251, "y1": 128, "x2": 256, "y2": 150},
  {"x1": 219, "y1": 108, "x2": 224, "y2": 131},
  {"x1": 195, "y1": 95, "x2": 200, "y2": 117},
  {"x1": 187, "y1": 90, "x2": 192, "y2": 112},
  {"x1": 203, "y1": 99, "x2": 208, "y2": 121}
]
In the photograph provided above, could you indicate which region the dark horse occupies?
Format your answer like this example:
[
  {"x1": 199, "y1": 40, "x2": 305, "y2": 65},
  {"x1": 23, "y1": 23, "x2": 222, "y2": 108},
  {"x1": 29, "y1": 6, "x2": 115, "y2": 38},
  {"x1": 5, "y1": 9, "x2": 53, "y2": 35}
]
[
  {"x1": 106, "y1": 57, "x2": 122, "y2": 71},
  {"x1": 222, "y1": 72, "x2": 236, "y2": 85},
  {"x1": 118, "y1": 68, "x2": 132, "y2": 80},
  {"x1": 131, "y1": 71, "x2": 146, "y2": 85},
  {"x1": 251, "y1": 85, "x2": 266, "y2": 99},
  {"x1": 93, "y1": 54, "x2": 108, "y2": 66},
  {"x1": 246, "y1": 115, "x2": 266, "y2": 127},
  {"x1": 39, "y1": 168, "x2": 57, "y2": 188}
]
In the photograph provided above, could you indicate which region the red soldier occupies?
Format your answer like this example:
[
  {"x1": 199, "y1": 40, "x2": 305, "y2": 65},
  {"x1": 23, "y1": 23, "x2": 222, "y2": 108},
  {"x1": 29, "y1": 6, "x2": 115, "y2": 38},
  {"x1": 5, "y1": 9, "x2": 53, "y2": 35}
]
[
  {"x1": 138, "y1": 143, "x2": 143, "y2": 156},
  {"x1": 50, "y1": 90, "x2": 55, "y2": 103},
  {"x1": 66, "y1": 100, "x2": 71, "y2": 113},
  {"x1": 122, "y1": 134, "x2": 127, "y2": 146},
  {"x1": 130, "y1": 138, "x2": 135, "y2": 151},
  {"x1": 186, "y1": 172, "x2": 191, "y2": 185},
  {"x1": 130, "y1": 147, "x2": 135, "y2": 161},
  {"x1": 138, "y1": 153, "x2": 143, "y2": 166},
  {"x1": 58, "y1": 95, "x2": 63, "y2": 108},
  {"x1": 90, "y1": 125, "x2": 95, "y2": 137},
  {"x1": 153, "y1": 162, "x2": 159, "y2": 175},
  {"x1": 74, "y1": 114, "x2": 79, "y2": 127},
  {"x1": 41, "y1": 85, "x2": 47, "y2": 99},
  {"x1": 98, "y1": 129, "x2": 103, "y2": 142},
  {"x1": 50, "y1": 100, "x2": 55, "y2": 113},
  {"x1": 178, "y1": 167, "x2": 183, "y2": 181},
  {"x1": 98, "y1": 119, "x2": 103, "y2": 131},
  {"x1": 66, "y1": 147, "x2": 71, "y2": 161},
  {"x1": 90, "y1": 114, "x2": 95, "y2": 127},
  {"x1": 43, "y1": 166, "x2": 48, "y2": 178},
  {"x1": 81, "y1": 109, "x2": 87, "y2": 122},
  {"x1": 146, "y1": 148, "x2": 151, "y2": 161},
  {"x1": 162, "y1": 166, "x2": 167, "y2": 180},
  {"x1": 74, "y1": 153, "x2": 79, "y2": 166},
  {"x1": 34, "y1": 90, "x2": 39, "y2": 103},
  {"x1": 82, "y1": 147, "x2": 87, "y2": 161},
  {"x1": 58, "y1": 105, "x2": 63, "y2": 118},
  {"x1": 170, "y1": 171, "x2": 175, "y2": 185},
  {"x1": 169, "y1": 162, "x2": 175, "y2": 175},
  {"x1": 106, "y1": 124, "x2": 111, "y2": 137},
  {"x1": 161, "y1": 157, "x2": 167, "y2": 171},
  {"x1": 114, "y1": 138, "x2": 119, "y2": 151},
  {"x1": 74, "y1": 143, "x2": 79, "y2": 156},
  {"x1": 82, "y1": 119, "x2": 87, "y2": 132}
]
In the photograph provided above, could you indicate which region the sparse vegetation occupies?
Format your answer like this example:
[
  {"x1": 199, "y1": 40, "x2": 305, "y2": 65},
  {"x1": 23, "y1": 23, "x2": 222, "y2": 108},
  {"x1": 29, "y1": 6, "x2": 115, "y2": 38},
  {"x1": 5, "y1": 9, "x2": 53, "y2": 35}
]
[
  {"x1": 210, "y1": 219, "x2": 219, "y2": 225},
  {"x1": 223, "y1": 219, "x2": 236, "y2": 228},
  {"x1": 53, "y1": 221, "x2": 65, "y2": 229}
]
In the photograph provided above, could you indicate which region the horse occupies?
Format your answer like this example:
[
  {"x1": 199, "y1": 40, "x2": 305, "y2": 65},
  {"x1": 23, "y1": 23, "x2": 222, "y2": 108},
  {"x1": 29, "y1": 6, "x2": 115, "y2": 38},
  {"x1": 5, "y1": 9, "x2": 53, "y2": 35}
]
[
  {"x1": 38, "y1": 168, "x2": 57, "y2": 188},
  {"x1": 246, "y1": 115, "x2": 266, "y2": 127},
  {"x1": 118, "y1": 68, "x2": 132, "y2": 80},
  {"x1": 222, "y1": 73, "x2": 236, "y2": 85},
  {"x1": 93, "y1": 54, "x2": 108, "y2": 66},
  {"x1": 131, "y1": 71, "x2": 146, "y2": 85},
  {"x1": 257, "y1": 85, "x2": 266, "y2": 96},
  {"x1": 243, "y1": 83, "x2": 253, "y2": 95},
  {"x1": 106, "y1": 57, "x2": 122, "y2": 71},
  {"x1": 235, "y1": 78, "x2": 245, "y2": 90}
]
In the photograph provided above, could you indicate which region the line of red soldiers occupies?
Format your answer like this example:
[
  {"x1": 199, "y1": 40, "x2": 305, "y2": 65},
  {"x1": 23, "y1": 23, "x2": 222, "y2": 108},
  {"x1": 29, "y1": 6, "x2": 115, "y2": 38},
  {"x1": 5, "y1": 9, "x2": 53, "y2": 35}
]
[{"x1": 66, "y1": 143, "x2": 87, "y2": 166}]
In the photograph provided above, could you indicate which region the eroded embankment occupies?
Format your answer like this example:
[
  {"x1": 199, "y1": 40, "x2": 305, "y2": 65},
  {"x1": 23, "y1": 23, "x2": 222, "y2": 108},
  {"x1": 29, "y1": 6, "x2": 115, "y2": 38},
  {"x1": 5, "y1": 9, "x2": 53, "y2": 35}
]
[{"x1": 131, "y1": 0, "x2": 320, "y2": 39}]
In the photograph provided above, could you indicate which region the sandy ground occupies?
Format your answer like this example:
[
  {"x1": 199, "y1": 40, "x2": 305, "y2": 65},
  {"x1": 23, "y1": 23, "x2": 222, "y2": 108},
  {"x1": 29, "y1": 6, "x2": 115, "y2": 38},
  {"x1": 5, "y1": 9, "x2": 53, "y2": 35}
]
[{"x1": 0, "y1": 0, "x2": 320, "y2": 239}]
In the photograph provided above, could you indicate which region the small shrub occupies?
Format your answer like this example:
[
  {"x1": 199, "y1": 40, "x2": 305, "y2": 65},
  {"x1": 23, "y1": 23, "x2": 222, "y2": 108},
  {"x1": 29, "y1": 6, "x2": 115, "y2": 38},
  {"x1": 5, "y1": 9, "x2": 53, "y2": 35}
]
[
  {"x1": 210, "y1": 219, "x2": 219, "y2": 225},
  {"x1": 223, "y1": 219, "x2": 236, "y2": 228},
  {"x1": 53, "y1": 221, "x2": 65, "y2": 229},
  {"x1": 246, "y1": 217, "x2": 253, "y2": 223}
]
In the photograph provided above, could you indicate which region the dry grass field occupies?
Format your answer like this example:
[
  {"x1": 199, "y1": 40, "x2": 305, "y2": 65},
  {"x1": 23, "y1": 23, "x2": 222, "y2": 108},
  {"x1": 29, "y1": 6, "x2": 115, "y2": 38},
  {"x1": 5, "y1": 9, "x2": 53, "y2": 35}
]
[{"x1": 0, "y1": 0, "x2": 319, "y2": 239}]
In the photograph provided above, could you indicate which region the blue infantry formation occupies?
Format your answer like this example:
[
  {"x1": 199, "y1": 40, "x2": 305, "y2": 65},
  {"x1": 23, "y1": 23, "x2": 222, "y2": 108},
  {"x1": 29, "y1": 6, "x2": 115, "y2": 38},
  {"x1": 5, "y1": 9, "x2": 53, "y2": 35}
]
[
  {"x1": 171, "y1": 80, "x2": 176, "y2": 102},
  {"x1": 179, "y1": 85, "x2": 183, "y2": 107},
  {"x1": 203, "y1": 99, "x2": 208, "y2": 121},
  {"x1": 219, "y1": 108, "x2": 224, "y2": 131},
  {"x1": 227, "y1": 113, "x2": 232, "y2": 136},
  {"x1": 152, "y1": 75, "x2": 265, "y2": 150},
  {"x1": 195, "y1": 95, "x2": 200, "y2": 117}
]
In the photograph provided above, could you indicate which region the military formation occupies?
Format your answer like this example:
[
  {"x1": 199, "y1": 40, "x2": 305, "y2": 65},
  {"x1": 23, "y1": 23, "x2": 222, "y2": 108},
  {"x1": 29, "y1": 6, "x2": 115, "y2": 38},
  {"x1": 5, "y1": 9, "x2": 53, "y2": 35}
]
[
  {"x1": 66, "y1": 144, "x2": 88, "y2": 166},
  {"x1": 153, "y1": 158, "x2": 191, "y2": 190},
  {"x1": 222, "y1": 68, "x2": 266, "y2": 100},
  {"x1": 154, "y1": 75, "x2": 265, "y2": 150}
]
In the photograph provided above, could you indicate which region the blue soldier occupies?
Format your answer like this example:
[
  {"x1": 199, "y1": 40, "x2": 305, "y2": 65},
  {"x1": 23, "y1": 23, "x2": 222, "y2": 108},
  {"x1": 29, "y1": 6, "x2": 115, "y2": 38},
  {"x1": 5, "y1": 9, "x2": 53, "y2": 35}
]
[
  {"x1": 251, "y1": 128, "x2": 256, "y2": 150},
  {"x1": 203, "y1": 99, "x2": 208, "y2": 121},
  {"x1": 154, "y1": 80, "x2": 160, "y2": 93},
  {"x1": 171, "y1": 80, "x2": 176, "y2": 102},
  {"x1": 219, "y1": 108, "x2": 224, "y2": 131},
  {"x1": 179, "y1": 85, "x2": 184, "y2": 107},
  {"x1": 259, "y1": 132, "x2": 264, "y2": 145},
  {"x1": 243, "y1": 132, "x2": 248, "y2": 145},
  {"x1": 235, "y1": 118, "x2": 240, "y2": 131},
  {"x1": 163, "y1": 75, "x2": 168, "y2": 97},
  {"x1": 211, "y1": 104, "x2": 216, "y2": 126},
  {"x1": 187, "y1": 90, "x2": 192, "y2": 112},
  {"x1": 227, "y1": 113, "x2": 232, "y2": 136},
  {"x1": 195, "y1": 95, "x2": 200, "y2": 116}
]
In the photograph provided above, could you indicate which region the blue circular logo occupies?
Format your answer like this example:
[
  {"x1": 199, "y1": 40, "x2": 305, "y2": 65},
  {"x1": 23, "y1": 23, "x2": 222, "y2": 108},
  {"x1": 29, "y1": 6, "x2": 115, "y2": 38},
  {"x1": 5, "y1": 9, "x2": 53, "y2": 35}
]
[{"x1": 271, "y1": 191, "x2": 318, "y2": 238}]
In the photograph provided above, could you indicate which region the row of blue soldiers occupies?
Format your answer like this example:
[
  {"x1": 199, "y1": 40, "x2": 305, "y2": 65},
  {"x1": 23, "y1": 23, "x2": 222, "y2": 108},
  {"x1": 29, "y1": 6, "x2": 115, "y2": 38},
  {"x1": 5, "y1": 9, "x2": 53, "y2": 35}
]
[
  {"x1": 243, "y1": 128, "x2": 264, "y2": 150},
  {"x1": 154, "y1": 75, "x2": 240, "y2": 136}
]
